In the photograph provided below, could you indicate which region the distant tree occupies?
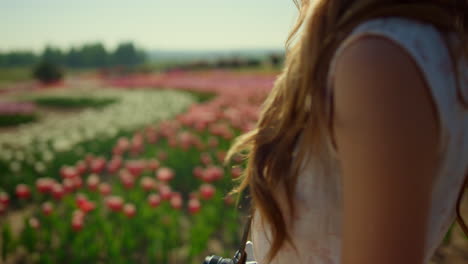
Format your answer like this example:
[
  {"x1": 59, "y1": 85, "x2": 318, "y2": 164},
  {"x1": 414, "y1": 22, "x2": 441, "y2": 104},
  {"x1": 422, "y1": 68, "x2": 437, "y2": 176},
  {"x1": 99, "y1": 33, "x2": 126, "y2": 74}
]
[
  {"x1": 33, "y1": 60, "x2": 63, "y2": 84},
  {"x1": 268, "y1": 53, "x2": 284, "y2": 68},
  {"x1": 112, "y1": 42, "x2": 146, "y2": 67},
  {"x1": 65, "y1": 47, "x2": 82, "y2": 68},
  {"x1": 80, "y1": 43, "x2": 109, "y2": 68},
  {"x1": 0, "y1": 51, "x2": 38, "y2": 67},
  {"x1": 41, "y1": 46, "x2": 65, "y2": 65}
]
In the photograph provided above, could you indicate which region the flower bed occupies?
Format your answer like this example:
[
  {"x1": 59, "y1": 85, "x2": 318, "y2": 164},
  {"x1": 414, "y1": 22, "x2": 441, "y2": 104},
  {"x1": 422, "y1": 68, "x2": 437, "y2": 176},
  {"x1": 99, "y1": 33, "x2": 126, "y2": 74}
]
[
  {"x1": 0, "y1": 102, "x2": 38, "y2": 127},
  {"x1": 0, "y1": 71, "x2": 277, "y2": 264},
  {"x1": 0, "y1": 89, "x2": 195, "y2": 193}
]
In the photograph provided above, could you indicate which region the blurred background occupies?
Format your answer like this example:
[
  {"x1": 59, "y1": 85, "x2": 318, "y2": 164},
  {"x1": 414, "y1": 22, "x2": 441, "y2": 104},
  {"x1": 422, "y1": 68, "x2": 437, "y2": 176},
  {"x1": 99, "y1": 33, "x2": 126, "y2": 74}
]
[{"x1": 0, "y1": 1, "x2": 466, "y2": 263}]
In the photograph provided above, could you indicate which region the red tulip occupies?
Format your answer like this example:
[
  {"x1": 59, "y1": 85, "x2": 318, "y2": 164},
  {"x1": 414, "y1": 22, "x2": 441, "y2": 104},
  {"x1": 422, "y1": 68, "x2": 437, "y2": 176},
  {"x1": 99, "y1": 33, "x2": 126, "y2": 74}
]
[
  {"x1": 36, "y1": 178, "x2": 55, "y2": 193},
  {"x1": 87, "y1": 174, "x2": 100, "y2": 191},
  {"x1": 29, "y1": 217, "x2": 40, "y2": 229},
  {"x1": 75, "y1": 193, "x2": 87, "y2": 204},
  {"x1": 98, "y1": 183, "x2": 112, "y2": 196},
  {"x1": 0, "y1": 192, "x2": 10, "y2": 206},
  {"x1": 78, "y1": 200, "x2": 95, "y2": 213},
  {"x1": 125, "y1": 160, "x2": 146, "y2": 177},
  {"x1": 51, "y1": 184, "x2": 65, "y2": 200},
  {"x1": 188, "y1": 198, "x2": 201, "y2": 214},
  {"x1": 156, "y1": 167, "x2": 174, "y2": 182},
  {"x1": 148, "y1": 193, "x2": 161, "y2": 208},
  {"x1": 200, "y1": 184, "x2": 215, "y2": 200},
  {"x1": 105, "y1": 196, "x2": 124, "y2": 212},
  {"x1": 42, "y1": 202, "x2": 53, "y2": 216},
  {"x1": 123, "y1": 203, "x2": 136, "y2": 218},
  {"x1": 60, "y1": 166, "x2": 78, "y2": 179},
  {"x1": 202, "y1": 166, "x2": 223, "y2": 182},
  {"x1": 16, "y1": 184, "x2": 31, "y2": 199}
]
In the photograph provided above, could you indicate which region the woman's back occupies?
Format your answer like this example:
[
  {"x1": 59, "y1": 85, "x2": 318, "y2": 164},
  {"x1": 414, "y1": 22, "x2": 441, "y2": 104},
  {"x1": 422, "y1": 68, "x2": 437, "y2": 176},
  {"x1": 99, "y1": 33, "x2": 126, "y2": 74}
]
[{"x1": 251, "y1": 16, "x2": 468, "y2": 264}]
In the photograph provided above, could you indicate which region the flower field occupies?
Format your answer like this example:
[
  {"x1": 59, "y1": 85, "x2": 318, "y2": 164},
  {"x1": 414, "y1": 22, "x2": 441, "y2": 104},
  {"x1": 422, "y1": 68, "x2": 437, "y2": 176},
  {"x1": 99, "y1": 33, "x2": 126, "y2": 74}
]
[{"x1": 0, "y1": 71, "x2": 276, "y2": 264}]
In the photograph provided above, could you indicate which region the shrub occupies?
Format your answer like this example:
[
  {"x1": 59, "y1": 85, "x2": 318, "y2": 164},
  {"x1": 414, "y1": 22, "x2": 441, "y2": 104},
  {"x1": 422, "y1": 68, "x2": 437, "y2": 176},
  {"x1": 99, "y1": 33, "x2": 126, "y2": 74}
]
[{"x1": 33, "y1": 61, "x2": 64, "y2": 84}]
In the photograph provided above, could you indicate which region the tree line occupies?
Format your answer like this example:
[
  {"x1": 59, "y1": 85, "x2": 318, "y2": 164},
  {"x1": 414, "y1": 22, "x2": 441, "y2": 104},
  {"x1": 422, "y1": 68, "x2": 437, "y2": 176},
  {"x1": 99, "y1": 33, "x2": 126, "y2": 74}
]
[{"x1": 0, "y1": 42, "x2": 146, "y2": 68}]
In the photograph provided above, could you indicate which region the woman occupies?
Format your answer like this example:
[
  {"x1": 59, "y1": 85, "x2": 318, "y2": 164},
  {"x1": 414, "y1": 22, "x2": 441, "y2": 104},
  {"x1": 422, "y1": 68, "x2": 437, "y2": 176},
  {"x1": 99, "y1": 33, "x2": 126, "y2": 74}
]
[{"x1": 227, "y1": 0, "x2": 468, "y2": 263}]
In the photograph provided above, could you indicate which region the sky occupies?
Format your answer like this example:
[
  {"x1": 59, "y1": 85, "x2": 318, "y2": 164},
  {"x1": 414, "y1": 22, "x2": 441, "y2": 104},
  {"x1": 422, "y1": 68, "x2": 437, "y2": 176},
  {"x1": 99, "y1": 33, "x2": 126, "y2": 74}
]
[{"x1": 0, "y1": 0, "x2": 299, "y2": 53}]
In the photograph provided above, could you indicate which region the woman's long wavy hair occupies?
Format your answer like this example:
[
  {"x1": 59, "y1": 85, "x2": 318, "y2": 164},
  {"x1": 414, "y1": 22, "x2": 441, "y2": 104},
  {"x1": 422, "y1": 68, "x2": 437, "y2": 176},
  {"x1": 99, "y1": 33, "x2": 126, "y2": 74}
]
[{"x1": 226, "y1": 0, "x2": 468, "y2": 262}]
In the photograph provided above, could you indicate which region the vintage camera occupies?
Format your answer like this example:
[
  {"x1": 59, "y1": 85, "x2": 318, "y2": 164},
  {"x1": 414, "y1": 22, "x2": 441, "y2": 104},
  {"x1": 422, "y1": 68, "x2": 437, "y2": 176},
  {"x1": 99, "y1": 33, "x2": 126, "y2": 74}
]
[{"x1": 203, "y1": 250, "x2": 244, "y2": 264}]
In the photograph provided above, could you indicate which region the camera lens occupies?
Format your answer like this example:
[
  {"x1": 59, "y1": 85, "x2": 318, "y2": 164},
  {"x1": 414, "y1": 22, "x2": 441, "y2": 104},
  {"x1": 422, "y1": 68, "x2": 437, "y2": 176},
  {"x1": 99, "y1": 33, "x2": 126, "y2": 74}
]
[{"x1": 203, "y1": 255, "x2": 235, "y2": 264}]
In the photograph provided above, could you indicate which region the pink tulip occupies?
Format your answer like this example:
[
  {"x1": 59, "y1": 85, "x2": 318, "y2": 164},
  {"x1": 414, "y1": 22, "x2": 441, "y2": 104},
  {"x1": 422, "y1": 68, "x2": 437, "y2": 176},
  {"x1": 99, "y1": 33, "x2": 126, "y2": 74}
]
[
  {"x1": 123, "y1": 203, "x2": 136, "y2": 218},
  {"x1": 72, "y1": 213, "x2": 84, "y2": 231},
  {"x1": 141, "y1": 176, "x2": 156, "y2": 191},
  {"x1": 159, "y1": 185, "x2": 172, "y2": 200},
  {"x1": 193, "y1": 166, "x2": 204, "y2": 179},
  {"x1": 86, "y1": 174, "x2": 100, "y2": 191},
  {"x1": 42, "y1": 202, "x2": 54, "y2": 216},
  {"x1": 188, "y1": 198, "x2": 201, "y2": 214},
  {"x1": 60, "y1": 166, "x2": 78, "y2": 179},
  {"x1": 107, "y1": 156, "x2": 122, "y2": 174},
  {"x1": 148, "y1": 193, "x2": 161, "y2": 208},
  {"x1": 0, "y1": 192, "x2": 10, "y2": 206},
  {"x1": 72, "y1": 177, "x2": 83, "y2": 189},
  {"x1": 125, "y1": 160, "x2": 146, "y2": 177},
  {"x1": 119, "y1": 170, "x2": 135, "y2": 189},
  {"x1": 156, "y1": 167, "x2": 174, "y2": 182},
  {"x1": 147, "y1": 159, "x2": 160, "y2": 171},
  {"x1": 106, "y1": 196, "x2": 124, "y2": 212},
  {"x1": 200, "y1": 153, "x2": 212, "y2": 166},
  {"x1": 202, "y1": 166, "x2": 223, "y2": 182},
  {"x1": 200, "y1": 184, "x2": 215, "y2": 200},
  {"x1": 170, "y1": 195, "x2": 183, "y2": 210},
  {"x1": 16, "y1": 184, "x2": 31, "y2": 199},
  {"x1": 62, "y1": 178, "x2": 75, "y2": 192},
  {"x1": 90, "y1": 157, "x2": 106, "y2": 174},
  {"x1": 51, "y1": 183, "x2": 65, "y2": 200},
  {"x1": 98, "y1": 183, "x2": 112, "y2": 196},
  {"x1": 231, "y1": 167, "x2": 242, "y2": 179},
  {"x1": 75, "y1": 160, "x2": 87, "y2": 175},
  {"x1": 75, "y1": 193, "x2": 88, "y2": 207},
  {"x1": 29, "y1": 217, "x2": 40, "y2": 229},
  {"x1": 36, "y1": 178, "x2": 55, "y2": 193}
]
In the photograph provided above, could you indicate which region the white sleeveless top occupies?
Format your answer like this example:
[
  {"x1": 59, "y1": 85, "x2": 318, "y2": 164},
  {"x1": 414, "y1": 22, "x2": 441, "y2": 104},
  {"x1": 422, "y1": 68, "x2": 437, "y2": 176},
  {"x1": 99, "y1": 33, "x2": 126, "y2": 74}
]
[{"x1": 251, "y1": 17, "x2": 468, "y2": 264}]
